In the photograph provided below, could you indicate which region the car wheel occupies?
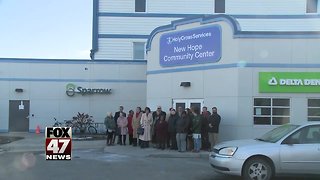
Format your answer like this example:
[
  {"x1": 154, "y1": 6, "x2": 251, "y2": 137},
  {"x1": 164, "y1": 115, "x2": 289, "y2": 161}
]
[{"x1": 243, "y1": 157, "x2": 273, "y2": 180}]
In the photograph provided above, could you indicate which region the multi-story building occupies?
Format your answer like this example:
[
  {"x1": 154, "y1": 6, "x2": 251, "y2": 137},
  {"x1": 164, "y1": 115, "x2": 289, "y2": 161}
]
[{"x1": 91, "y1": 0, "x2": 320, "y2": 61}]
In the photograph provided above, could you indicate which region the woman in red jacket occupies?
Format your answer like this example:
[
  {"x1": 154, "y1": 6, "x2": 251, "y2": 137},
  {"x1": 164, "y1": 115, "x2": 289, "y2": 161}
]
[{"x1": 127, "y1": 110, "x2": 134, "y2": 145}]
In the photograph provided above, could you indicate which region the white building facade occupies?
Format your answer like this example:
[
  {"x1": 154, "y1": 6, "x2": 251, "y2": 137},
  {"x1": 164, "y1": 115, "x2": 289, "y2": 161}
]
[
  {"x1": 146, "y1": 14, "x2": 320, "y2": 141},
  {"x1": 0, "y1": 0, "x2": 319, "y2": 139}
]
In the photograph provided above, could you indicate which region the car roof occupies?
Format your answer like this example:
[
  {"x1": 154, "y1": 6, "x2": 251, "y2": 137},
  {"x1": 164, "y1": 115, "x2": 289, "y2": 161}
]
[{"x1": 292, "y1": 122, "x2": 320, "y2": 127}]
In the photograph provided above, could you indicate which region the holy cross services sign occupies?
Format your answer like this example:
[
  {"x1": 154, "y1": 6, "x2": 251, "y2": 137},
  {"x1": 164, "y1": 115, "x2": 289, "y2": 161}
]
[{"x1": 159, "y1": 25, "x2": 222, "y2": 67}]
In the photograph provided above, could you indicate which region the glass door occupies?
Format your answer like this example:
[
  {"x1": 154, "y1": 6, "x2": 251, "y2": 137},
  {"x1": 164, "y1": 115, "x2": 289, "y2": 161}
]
[{"x1": 173, "y1": 99, "x2": 204, "y2": 111}]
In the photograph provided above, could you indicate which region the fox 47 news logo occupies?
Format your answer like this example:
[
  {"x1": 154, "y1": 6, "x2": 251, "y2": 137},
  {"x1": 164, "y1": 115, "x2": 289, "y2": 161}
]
[{"x1": 45, "y1": 127, "x2": 72, "y2": 160}]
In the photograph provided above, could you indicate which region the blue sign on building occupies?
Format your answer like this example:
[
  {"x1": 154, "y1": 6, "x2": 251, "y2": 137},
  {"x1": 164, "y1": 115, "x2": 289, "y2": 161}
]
[{"x1": 159, "y1": 25, "x2": 222, "y2": 67}]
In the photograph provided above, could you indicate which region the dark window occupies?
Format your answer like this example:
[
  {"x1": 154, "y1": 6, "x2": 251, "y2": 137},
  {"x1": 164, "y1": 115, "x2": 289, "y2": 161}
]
[
  {"x1": 273, "y1": 99, "x2": 290, "y2": 106},
  {"x1": 307, "y1": 0, "x2": 318, "y2": 13},
  {"x1": 308, "y1": 99, "x2": 320, "y2": 107},
  {"x1": 215, "y1": 0, "x2": 225, "y2": 13},
  {"x1": 133, "y1": 42, "x2": 145, "y2": 60},
  {"x1": 308, "y1": 99, "x2": 320, "y2": 121},
  {"x1": 253, "y1": 98, "x2": 290, "y2": 125},
  {"x1": 254, "y1": 98, "x2": 271, "y2": 106},
  {"x1": 254, "y1": 117, "x2": 271, "y2": 125},
  {"x1": 135, "y1": 0, "x2": 146, "y2": 12},
  {"x1": 272, "y1": 117, "x2": 290, "y2": 125},
  {"x1": 284, "y1": 126, "x2": 320, "y2": 144}
]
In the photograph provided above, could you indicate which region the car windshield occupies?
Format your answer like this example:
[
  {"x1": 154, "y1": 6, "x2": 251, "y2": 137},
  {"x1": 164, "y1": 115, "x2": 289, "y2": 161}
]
[{"x1": 257, "y1": 124, "x2": 300, "y2": 143}]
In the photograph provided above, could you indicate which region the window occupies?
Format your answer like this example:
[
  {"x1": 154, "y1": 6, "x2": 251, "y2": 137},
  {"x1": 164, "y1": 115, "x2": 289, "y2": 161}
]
[
  {"x1": 253, "y1": 98, "x2": 290, "y2": 125},
  {"x1": 135, "y1": 0, "x2": 146, "y2": 12},
  {"x1": 215, "y1": 0, "x2": 225, "y2": 13},
  {"x1": 283, "y1": 125, "x2": 320, "y2": 144},
  {"x1": 307, "y1": 0, "x2": 318, "y2": 13},
  {"x1": 133, "y1": 42, "x2": 145, "y2": 60},
  {"x1": 308, "y1": 99, "x2": 320, "y2": 121}
]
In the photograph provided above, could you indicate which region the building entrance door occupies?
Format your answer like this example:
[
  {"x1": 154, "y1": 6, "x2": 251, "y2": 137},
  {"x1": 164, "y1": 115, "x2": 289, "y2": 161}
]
[
  {"x1": 172, "y1": 99, "x2": 204, "y2": 111},
  {"x1": 9, "y1": 100, "x2": 30, "y2": 132}
]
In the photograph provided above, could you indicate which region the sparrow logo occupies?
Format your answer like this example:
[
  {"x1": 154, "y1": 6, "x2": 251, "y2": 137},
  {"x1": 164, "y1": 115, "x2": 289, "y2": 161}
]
[
  {"x1": 66, "y1": 83, "x2": 76, "y2": 97},
  {"x1": 65, "y1": 83, "x2": 112, "y2": 97},
  {"x1": 268, "y1": 77, "x2": 278, "y2": 86}
]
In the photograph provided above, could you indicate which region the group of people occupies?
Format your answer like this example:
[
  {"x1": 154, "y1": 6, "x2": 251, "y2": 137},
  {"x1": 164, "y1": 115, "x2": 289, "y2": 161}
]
[{"x1": 104, "y1": 105, "x2": 221, "y2": 152}]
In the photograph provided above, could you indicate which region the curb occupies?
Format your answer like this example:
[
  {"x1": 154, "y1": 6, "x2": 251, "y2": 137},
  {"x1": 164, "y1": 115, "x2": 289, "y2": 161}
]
[{"x1": 148, "y1": 152, "x2": 209, "y2": 159}]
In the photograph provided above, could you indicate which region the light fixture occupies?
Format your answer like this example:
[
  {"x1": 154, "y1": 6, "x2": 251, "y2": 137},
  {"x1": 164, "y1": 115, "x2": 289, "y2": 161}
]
[
  {"x1": 15, "y1": 88, "x2": 23, "y2": 93},
  {"x1": 180, "y1": 82, "x2": 191, "y2": 87}
]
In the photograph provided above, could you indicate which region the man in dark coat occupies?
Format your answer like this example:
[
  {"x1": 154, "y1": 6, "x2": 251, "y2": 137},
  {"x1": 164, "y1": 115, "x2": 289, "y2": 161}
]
[
  {"x1": 113, "y1": 105, "x2": 126, "y2": 144},
  {"x1": 208, "y1": 107, "x2": 221, "y2": 151},
  {"x1": 168, "y1": 109, "x2": 179, "y2": 150},
  {"x1": 201, "y1": 106, "x2": 211, "y2": 151},
  {"x1": 186, "y1": 108, "x2": 194, "y2": 151},
  {"x1": 176, "y1": 111, "x2": 189, "y2": 152}
]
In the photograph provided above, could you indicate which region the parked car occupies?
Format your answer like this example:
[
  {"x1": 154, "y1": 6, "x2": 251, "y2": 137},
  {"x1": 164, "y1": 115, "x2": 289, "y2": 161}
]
[{"x1": 209, "y1": 122, "x2": 320, "y2": 180}]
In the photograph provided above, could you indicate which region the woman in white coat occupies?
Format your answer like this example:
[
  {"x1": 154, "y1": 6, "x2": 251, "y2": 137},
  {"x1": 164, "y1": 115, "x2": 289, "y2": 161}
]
[{"x1": 139, "y1": 107, "x2": 153, "y2": 148}]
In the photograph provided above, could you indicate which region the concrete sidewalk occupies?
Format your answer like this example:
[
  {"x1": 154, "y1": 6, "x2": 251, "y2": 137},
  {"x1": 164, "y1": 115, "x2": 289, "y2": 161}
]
[
  {"x1": 0, "y1": 133, "x2": 210, "y2": 159},
  {"x1": 104, "y1": 145, "x2": 210, "y2": 159}
]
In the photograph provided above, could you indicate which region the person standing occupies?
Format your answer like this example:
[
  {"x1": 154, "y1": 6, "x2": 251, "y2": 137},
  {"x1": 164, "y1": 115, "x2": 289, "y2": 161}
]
[
  {"x1": 104, "y1": 112, "x2": 116, "y2": 146},
  {"x1": 155, "y1": 114, "x2": 168, "y2": 150},
  {"x1": 186, "y1": 108, "x2": 194, "y2": 151},
  {"x1": 191, "y1": 106, "x2": 203, "y2": 153},
  {"x1": 127, "y1": 110, "x2": 134, "y2": 145},
  {"x1": 201, "y1": 106, "x2": 211, "y2": 151},
  {"x1": 152, "y1": 106, "x2": 166, "y2": 146},
  {"x1": 117, "y1": 112, "x2": 128, "y2": 145},
  {"x1": 208, "y1": 107, "x2": 221, "y2": 150},
  {"x1": 113, "y1": 106, "x2": 126, "y2": 144},
  {"x1": 168, "y1": 109, "x2": 179, "y2": 150},
  {"x1": 176, "y1": 111, "x2": 188, "y2": 152},
  {"x1": 139, "y1": 107, "x2": 153, "y2": 148},
  {"x1": 177, "y1": 106, "x2": 184, "y2": 117},
  {"x1": 132, "y1": 107, "x2": 142, "y2": 147}
]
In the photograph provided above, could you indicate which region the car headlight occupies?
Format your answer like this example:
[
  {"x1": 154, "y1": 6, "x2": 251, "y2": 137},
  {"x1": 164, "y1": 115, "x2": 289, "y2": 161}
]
[{"x1": 218, "y1": 147, "x2": 237, "y2": 156}]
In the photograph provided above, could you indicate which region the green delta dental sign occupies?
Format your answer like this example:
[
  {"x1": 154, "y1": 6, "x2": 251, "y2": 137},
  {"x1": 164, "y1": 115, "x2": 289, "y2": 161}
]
[{"x1": 259, "y1": 72, "x2": 320, "y2": 93}]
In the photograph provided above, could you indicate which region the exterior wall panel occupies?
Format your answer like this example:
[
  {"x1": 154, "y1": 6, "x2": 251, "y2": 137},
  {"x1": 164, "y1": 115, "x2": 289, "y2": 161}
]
[
  {"x1": 99, "y1": 17, "x2": 179, "y2": 34},
  {"x1": 226, "y1": 0, "x2": 306, "y2": 15},
  {"x1": 237, "y1": 19, "x2": 320, "y2": 31},
  {"x1": 99, "y1": 0, "x2": 134, "y2": 13},
  {"x1": 94, "y1": 39, "x2": 146, "y2": 60},
  {"x1": 147, "y1": 0, "x2": 214, "y2": 14},
  {"x1": 0, "y1": 60, "x2": 147, "y2": 131}
]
